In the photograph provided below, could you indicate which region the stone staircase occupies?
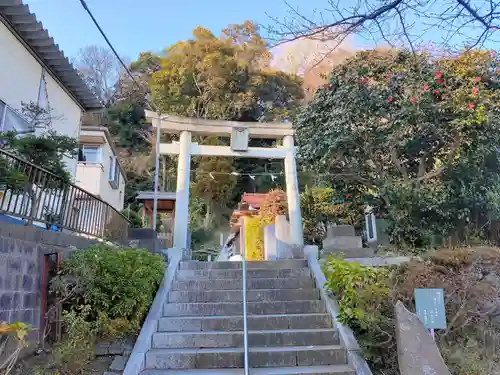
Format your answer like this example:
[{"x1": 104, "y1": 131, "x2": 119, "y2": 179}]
[{"x1": 140, "y1": 259, "x2": 355, "y2": 375}]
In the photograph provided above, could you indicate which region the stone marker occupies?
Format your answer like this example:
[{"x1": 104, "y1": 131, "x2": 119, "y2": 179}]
[
  {"x1": 327, "y1": 224, "x2": 355, "y2": 237},
  {"x1": 395, "y1": 301, "x2": 450, "y2": 375}
]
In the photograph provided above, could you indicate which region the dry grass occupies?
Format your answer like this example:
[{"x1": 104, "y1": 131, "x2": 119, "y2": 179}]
[
  {"x1": 11, "y1": 347, "x2": 113, "y2": 375},
  {"x1": 391, "y1": 247, "x2": 500, "y2": 375}
]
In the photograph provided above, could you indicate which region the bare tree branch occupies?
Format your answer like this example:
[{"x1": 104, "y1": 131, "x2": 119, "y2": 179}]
[
  {"x1": 390, "y1": 146, "x2": 410, "y2": 182},
  {"x1": 265, "y1": 0, "x2": 500, "y2": 57},
  {"x1": 74, "y1": 45, "x2": 128, "y2": 105},
  {"x1": 417, "y1": 134, "x2": 463, "y2": 181},
  {"x1": 457, "y1": 0, "x2": 500, "y2": 30},
  {"x1": 267, "y1": 0, "x2": 405, "y2": 45}
]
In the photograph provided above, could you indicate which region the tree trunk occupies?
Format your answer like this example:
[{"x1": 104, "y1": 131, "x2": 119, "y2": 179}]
[{"x1": 24, "y1": 183, "x2": 37, "y2": 226}]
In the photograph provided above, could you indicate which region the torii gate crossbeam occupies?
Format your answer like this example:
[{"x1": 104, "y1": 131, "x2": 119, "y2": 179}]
[{"x1": 146, "y1": 111, "x2": 304, "y2": 250}]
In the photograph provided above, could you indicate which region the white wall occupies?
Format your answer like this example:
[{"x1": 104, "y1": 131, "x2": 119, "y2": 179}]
[
  {"x1": 75, "y1": 130, "x2": 125, "y2": 212},
  {"x1": 75, "y1": 163, "x2": 102, "y2": 196},
  {"x1": 0, "y1": 21, "x2": 82, "y2": 176}
]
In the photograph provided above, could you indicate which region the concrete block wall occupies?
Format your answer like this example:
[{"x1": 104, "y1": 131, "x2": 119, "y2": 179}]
[
  {"x1": 0, "y1": 221, "x2": 98, "y2": 328},
  {"x1": 0, "y1": 237, "x2": 40, "y2": 327}
]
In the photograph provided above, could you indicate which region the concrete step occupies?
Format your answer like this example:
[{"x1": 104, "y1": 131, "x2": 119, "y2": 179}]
[
  {"x1": 163, "y1": 301, "x2": 325, "y2": 317},
  {"x1": 142, "y1": 366, "x2": 355, "y2": 375},
  {"x1": 145, "y1": 345, "x2": 347, "y2": 369},
  {"x1": 152, "y1": 328, "x2": 339, "y2": 348},
  {"x1": 168, "y1": 289, "x2": 320, "y2": 303},
  {"x1": 172, "y1": 277, "x2": 315, "y2": 291},
  {"x1": 141, "y1": 365, "x2": 356, "y2": 375},
  {"x1": 179, "y1": 259, "x2": 308, "y2": 270},
  {"x1": 176, "y1": 268, "x2": 311, "y2": 280},
  {"x1": 323, "y1": 248, "x2": 375, "y2": 258},
  {"x1": 158, "y1": 313, "x2": 333, "y2": 332}
]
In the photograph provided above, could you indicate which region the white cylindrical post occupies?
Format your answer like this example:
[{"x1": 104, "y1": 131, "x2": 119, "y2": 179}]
[
  {"x1": 173, "y1": 130, "x2": 192, "y2": 249},
  {"x1": 283, "y1": 135, "x2": 304, "y2": 247}
]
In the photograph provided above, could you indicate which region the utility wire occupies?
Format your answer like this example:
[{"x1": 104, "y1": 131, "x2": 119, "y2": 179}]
[{"x1": 78, "y1": 0, "x2": 143, "y2": 94}]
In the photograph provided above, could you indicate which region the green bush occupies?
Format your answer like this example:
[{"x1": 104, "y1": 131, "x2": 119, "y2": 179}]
[
  {"x1": 53, "y1": 245, "x2": 165, "y2": 336},
  {"x1": 322, "y1": 255, "x2": 397, "y2": 373},
  {"x1": 53, "y1": 306, "x2": 97, "y2": 373}
]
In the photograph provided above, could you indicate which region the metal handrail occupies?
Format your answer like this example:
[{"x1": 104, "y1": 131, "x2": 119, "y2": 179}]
[
  {"x1": 0, "y1": 148, "x2": 130, "y2": 244},
  {"x1": 240, "y1": 224, "x2": 250, "y2": 375}
]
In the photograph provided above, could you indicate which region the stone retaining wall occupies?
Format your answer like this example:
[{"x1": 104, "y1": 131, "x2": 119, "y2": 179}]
[{"x1": 0, "y1": 221, "x2": 98, "y2": 329}]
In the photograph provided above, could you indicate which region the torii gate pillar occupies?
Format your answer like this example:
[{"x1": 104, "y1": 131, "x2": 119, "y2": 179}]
[
  {"x1": 283, "y1": 135, "x2": 304, "y2": 247},
  {"x1": 174, "y1": 130, "x2": 192, "y2": 249}
]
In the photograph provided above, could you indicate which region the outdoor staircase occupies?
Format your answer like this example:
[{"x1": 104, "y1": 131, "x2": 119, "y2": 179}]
[{"x1": 140, "y1": 259, "x2": 355, "y2": 375}]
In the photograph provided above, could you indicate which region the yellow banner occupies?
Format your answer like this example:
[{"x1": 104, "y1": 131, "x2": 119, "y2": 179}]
[{"x1": 243, "y1": 216, "x2": 264, "y2": 261}]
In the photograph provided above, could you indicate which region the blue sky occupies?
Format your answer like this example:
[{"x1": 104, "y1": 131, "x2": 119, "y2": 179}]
[
  {"x1": 24, "y1": 0, "x2": 497, "y2": 63},
  {"x1": 25, "y1": 0, "x2": 323, "y2": 61}
]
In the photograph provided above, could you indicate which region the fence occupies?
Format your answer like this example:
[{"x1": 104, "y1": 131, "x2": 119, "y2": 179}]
[{"x1": 0, "y1": 149, "x2": 129, "y2": 244}]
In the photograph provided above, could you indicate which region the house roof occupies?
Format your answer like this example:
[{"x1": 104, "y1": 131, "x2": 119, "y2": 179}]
[
  {"x1": 0, "y1": 1, "x2": 103, "y2": 110},
  {"x1": 241, "y1": 193, "x2": 268, "y2": 209}
]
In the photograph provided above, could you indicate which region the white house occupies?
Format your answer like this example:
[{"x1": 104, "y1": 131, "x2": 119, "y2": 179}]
[
  {"x1": 76, "y1": 125, "x2": 126, "y2": 212},
  {"x1": 0, "y1": 1, "x2": 103, "y2": 176},
  {"x1": 0, "y1": 2, "x2": 129, "y2": 241}
]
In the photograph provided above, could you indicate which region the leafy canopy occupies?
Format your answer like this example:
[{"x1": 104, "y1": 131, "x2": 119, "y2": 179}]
[
  {"x1": 191, "y1": 138, "x2": 237, "y2": 208},
  {"x1": 150, "y1": 21, "x2": 304, "y2": 217},
  {"x1": 296, "y1": 49, "x2": 500, "y2": 247},
  {"x1": 297, "y1": 49, "x2": 500, "y2": 189},
  {"x1": 151, "y1": 21, "x2": 303, "y2": 122},
  {"x1": 0, "y1": 102, "x2": 78, "y2": 183}
]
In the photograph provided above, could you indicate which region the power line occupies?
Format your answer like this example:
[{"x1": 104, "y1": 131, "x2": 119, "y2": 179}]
[
  {"x1": 169, "y1": 169, "x2": 286, "y2": 176},
  {"x1": 78, "y1": 0, "x2": 142, "y2": 94}
]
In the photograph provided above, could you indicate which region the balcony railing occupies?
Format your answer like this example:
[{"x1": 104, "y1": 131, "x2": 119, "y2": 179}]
[{"x1": 0, "y1": 149, "x2": 129, "y2": 244}]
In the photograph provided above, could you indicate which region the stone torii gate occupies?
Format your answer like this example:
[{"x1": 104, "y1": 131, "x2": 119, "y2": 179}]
[{"x1": 145, "y1": 111, "x2": 304, "y2": 250}]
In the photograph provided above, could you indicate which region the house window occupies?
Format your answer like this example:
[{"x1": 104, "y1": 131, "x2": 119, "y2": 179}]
[
  {"x1": 108, "y1": 156, "x2": 120, "y2": 189},
  {"x1": 0, "y1": 100, "x2": 34, "y2": 134},
  {"x1": 78, "y1": 145, "x2": 101, "y2": 163}
]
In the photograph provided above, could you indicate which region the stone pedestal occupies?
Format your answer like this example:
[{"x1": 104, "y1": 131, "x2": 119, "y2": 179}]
[
  {"x1": 323, "y1": 235, "x2": 363, "y2": 249},
  {"x1": 322, "y1": 224, "x2": 374, "y2": 258},
  {"x1": 264, "y1": 224, "x2": 278, "y2": 260},
  {"x1": 275, "y1": 215, "x2": 293, "y2": 259},
  {"x1": 395, "y1": 301, "x2": 450, "y2": 375}
]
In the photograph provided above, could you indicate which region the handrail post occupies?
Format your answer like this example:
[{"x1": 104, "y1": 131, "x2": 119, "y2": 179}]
[{"x1": 241, "y1": 224, "x2": 250, "y2": 375}]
